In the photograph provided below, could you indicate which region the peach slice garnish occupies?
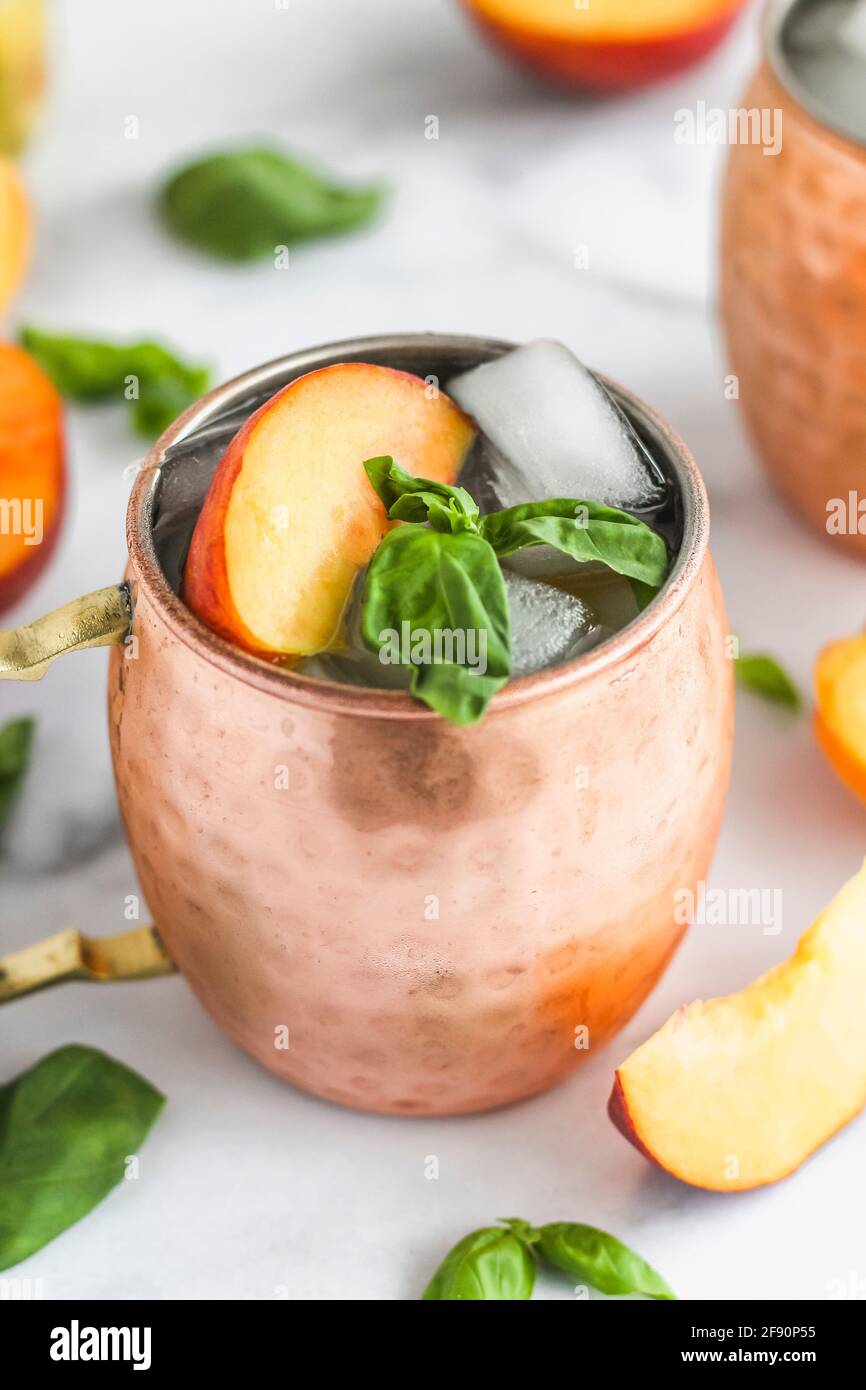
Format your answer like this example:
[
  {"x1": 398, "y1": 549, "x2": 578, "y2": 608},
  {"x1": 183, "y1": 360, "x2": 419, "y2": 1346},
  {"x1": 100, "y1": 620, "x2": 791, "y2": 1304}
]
[{"x1": 183, "y1": 363, "x2": 475, "y2": 656}]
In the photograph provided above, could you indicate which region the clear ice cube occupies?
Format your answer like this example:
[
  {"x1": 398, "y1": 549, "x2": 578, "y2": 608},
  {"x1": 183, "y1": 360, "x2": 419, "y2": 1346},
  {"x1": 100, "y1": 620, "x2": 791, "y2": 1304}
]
[
  {"x1": 448, "y1": 339, "x2": 666, "y2": 513},
  {"x1": 503, "y1": 570, "x2": 601, "y2": 678}
]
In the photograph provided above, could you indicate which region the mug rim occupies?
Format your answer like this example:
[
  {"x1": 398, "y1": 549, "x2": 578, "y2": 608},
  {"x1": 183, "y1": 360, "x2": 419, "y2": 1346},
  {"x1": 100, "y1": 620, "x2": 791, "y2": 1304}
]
[
  {"x1": 126, "y1": 332, "x2": 710, "y2": 720},
  {"x1": 764, "y1": 0, "x2": 866, "y2": 152}
]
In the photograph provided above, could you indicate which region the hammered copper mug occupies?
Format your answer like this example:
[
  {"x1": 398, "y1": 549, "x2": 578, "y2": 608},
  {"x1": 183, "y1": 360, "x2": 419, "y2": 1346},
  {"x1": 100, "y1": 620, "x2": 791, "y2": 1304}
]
[
  {"x1": 721, "y1": 0, "x2": 866, "y2": 554},
  {"x1": 0, "y1": 334, "x2": 733, "y2": 1116}
]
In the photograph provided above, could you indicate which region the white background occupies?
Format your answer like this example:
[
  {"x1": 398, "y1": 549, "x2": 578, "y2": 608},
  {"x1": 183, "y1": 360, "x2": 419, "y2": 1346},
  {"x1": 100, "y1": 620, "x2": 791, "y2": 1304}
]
[{"x1": 2, "y1": 0, "x2": 865, "y2": 1300}]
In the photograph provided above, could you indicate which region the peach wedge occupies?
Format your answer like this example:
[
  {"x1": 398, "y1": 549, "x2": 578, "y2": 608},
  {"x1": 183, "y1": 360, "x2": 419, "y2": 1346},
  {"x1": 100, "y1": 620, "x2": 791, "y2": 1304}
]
[
  {"x1": 183, "y1": 363, "x2": 475, "y2": 656},
  {"x1": 609, "y1": 862, "x2": 866, "y2": 1191},
  {"x1": 814, "y1": 634, "x2": 866, "y2": 805}
]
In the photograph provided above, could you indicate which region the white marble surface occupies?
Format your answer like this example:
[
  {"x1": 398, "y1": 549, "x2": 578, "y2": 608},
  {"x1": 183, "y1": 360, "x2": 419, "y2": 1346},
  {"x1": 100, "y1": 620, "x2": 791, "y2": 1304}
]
[{"x1": 3, "y1": 0, "x2": 866, "y2": 1301}]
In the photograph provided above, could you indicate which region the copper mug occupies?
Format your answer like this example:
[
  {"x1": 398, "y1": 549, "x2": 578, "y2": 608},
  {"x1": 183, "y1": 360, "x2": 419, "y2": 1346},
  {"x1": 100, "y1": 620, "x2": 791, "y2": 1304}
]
[
  {"x1": 721, "y1": 0, "x2": 866, "y2": 555},
  {"x1": 0, "y1": 334, "x2": 733, "y2": 1116}
]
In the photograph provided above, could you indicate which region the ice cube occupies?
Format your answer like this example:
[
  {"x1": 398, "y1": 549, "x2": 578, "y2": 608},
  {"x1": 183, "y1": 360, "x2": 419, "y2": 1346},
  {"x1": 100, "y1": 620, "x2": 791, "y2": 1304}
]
[
  {"x1": 504, "y1": 570, "x2": 602, "y2": 678},
  {"x1": 448, "y1": 340, "x2": 666, "y2": 513}
]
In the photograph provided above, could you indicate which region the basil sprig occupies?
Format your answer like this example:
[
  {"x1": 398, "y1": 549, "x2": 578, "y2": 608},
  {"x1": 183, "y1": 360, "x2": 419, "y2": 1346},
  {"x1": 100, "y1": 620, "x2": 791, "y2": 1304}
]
[
  {"x1": 735, "y1": 652, "x2": 802, "y2": 711},
  {"x1": 480, "y1": 499, "x2": 668, "y2": 608},
  {"x1": 361, "y1": 457, "x2": 668, "y2": 725},
  {"x1": 423, "y1": 1217, "x2": 674, "y2": 1300},
  {"x1": 361, "y1": 525, "x2": 511, "y2": 726},
  {"x1": 0, "y1": 1045, "x2": 165, "y2": 1271},
  {"x1": 19, "y1": 327, "x2": 210, "y2": 439},
  {"x1": 0, "y1": 716, "x2": 34, "y2": 830},
  {"x1": 159, "y1": 147, "x2": 384, "y2": 261}
]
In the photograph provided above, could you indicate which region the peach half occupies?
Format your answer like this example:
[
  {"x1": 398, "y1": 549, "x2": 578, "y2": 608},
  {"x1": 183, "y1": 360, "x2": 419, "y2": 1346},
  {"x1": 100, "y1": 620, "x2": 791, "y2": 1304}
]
[
  {"x1": 182, "y1": 363, "x2": 475, "y2": 656},
  {"x1": 609, "y1": 862, "x2": 866, "y2": 1191},
  {"x1": 462, "y1": 0, "x2": 747, "y2": 92}
]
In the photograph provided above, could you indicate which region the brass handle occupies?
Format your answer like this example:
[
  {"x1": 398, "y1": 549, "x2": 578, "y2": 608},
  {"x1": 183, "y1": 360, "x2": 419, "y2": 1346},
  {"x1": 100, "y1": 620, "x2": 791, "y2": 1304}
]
[
  {"x1": 0, "y1": 587, "x2": 169, "y2": 1002},
  {"x1": 0, "y1": 925, "x2": 178, "y2": 1003},
  {"x1": 0, "y1": 584, "x2": 132, "y2": 681}
]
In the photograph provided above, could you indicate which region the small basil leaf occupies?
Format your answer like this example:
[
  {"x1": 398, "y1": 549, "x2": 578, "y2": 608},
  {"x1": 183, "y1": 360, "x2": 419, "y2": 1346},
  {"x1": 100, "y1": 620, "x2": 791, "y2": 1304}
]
[
  {"x1": 361, "y1": 526, "x2": 510, "y2": 726},
  {"x1": 423, "y1": 1227, "x2": 536, "y2": 1300},
  {"x1": 0, "y1": 1044, "x2": 165, "y2": 1271},
  {"x1": 0, "y1": 717, "x2": 34, "y2": 830},
  {"x1": 19, "y1": 328, "x2": 209, "y2": 439},
  {"x1": 735, "y1": 653, "x2": 802, "y2": 711},
  {"x1": 536, "y1": 1222, "x2": 676, "y2": 1300},
  {"x1": 159, "y1": 147, "x2": 384, "y2": 261},
  {"x1": 363, "y1": 456, "x2": 479, "y2": 527},
  {"x1": 479, "y1": 499, "x2": 669, "y2": 597}
]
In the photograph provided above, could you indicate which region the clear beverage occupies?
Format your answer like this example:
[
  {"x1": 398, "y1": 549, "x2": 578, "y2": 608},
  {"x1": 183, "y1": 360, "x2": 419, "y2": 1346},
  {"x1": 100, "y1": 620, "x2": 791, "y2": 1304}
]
[{"x1": 155, "y1": 341, "x2": 680, "y2": 692}]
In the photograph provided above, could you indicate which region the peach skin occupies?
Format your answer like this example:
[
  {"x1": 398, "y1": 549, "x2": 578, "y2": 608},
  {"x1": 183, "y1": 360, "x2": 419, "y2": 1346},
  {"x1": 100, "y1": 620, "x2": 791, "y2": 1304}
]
[{"x1": 461, "y1": 0, "x2": 747, "y2": 92}]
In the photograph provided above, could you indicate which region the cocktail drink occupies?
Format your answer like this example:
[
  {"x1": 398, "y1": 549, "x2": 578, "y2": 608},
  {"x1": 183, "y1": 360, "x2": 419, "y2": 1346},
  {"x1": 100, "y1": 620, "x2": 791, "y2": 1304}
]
[
  {"x1": 181, "y1": 340, "x2": 678, "y2": 716},
  {"x1": 0, "y1": 334, "x2": 733, "y2": 1114},
  {"x1": 721, "y1": 0, "x2": 866, "y2": 553}
]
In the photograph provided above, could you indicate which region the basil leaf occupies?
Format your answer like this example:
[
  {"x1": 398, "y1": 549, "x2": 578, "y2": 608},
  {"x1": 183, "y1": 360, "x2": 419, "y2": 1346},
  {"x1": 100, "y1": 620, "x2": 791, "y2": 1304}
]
[
  {"x1": 536, "y1": 1223, "x2": 676, "y2": 1300},
  {"x1": 735, "y1": 653, "x2": 802, "y2": 711},
  {"x1": 479, "y1": 499, "x2": 669, "y2": 599},
  {"x1": 423, "y1": 1227, "x2": 536, "y2": 1300},
  {"x1": 0, "y1": 717, "x2": 34, "y2": 830},
  {"x1": 363, "y1": 456, "x2": 479, "y2": 530},
  {"x1": 159, "y1": 147, "x2": 384, "y2": 261},
  {"x1": 19, "y1": 327, "x2": 210, "y2": 439},
  {"x1": 361, "y1": 526, "x2": 510, "y2": 726},
  {"x1": 0, "y1": 1045, "x2": 164, "y2": 1271}
]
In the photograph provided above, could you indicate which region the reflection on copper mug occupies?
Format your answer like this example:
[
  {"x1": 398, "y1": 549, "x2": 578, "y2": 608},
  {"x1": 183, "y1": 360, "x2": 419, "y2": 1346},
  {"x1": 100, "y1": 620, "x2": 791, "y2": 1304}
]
[
  {"x1": 0, "y1": 334, "x2": 733, "y2": 1115},
  {"x1": 721, "y1": 0, "x2": 866, "y2": 555}
]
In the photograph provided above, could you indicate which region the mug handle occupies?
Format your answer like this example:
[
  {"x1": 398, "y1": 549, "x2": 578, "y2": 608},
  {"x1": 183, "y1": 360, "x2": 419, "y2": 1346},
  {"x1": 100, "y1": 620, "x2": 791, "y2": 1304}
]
[
  {"x1": 0, "y1": 925, "x2": 178, "y2": 1004},
  {"x1": 0, "y1": 585, "x2": 177, "y2": 1002},
  {"x1": 0, "y1": 584, "x2": 132, "y2": 680}
]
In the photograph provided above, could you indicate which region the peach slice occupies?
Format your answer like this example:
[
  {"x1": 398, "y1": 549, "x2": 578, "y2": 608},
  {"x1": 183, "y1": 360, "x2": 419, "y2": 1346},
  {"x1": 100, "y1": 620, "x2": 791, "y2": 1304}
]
[
  {"x1": 183, "y1": 363, "x2": 475, "y2": 655},
  {"x1": 462, "y1": 0, "x2": 747, "y2": 92},
  {"x1": 609, "y1": 862, "x2": 866, "y2": 1191},
  {"x1": 814, "y1": 634, "x2": 866, "y2": 805},
  {"x1": 0, "y1": 157, "x2": 30, "y2": 317}
]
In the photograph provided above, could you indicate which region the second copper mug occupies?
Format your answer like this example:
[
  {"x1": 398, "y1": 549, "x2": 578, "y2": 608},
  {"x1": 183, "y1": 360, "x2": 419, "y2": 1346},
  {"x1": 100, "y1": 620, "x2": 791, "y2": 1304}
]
[
  {"x1": 0, "y1": 334, "x2": 734, "y2": 1115},
  {"x1": 721, "y1": 0, "x2": 866, "y2": 554}
]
